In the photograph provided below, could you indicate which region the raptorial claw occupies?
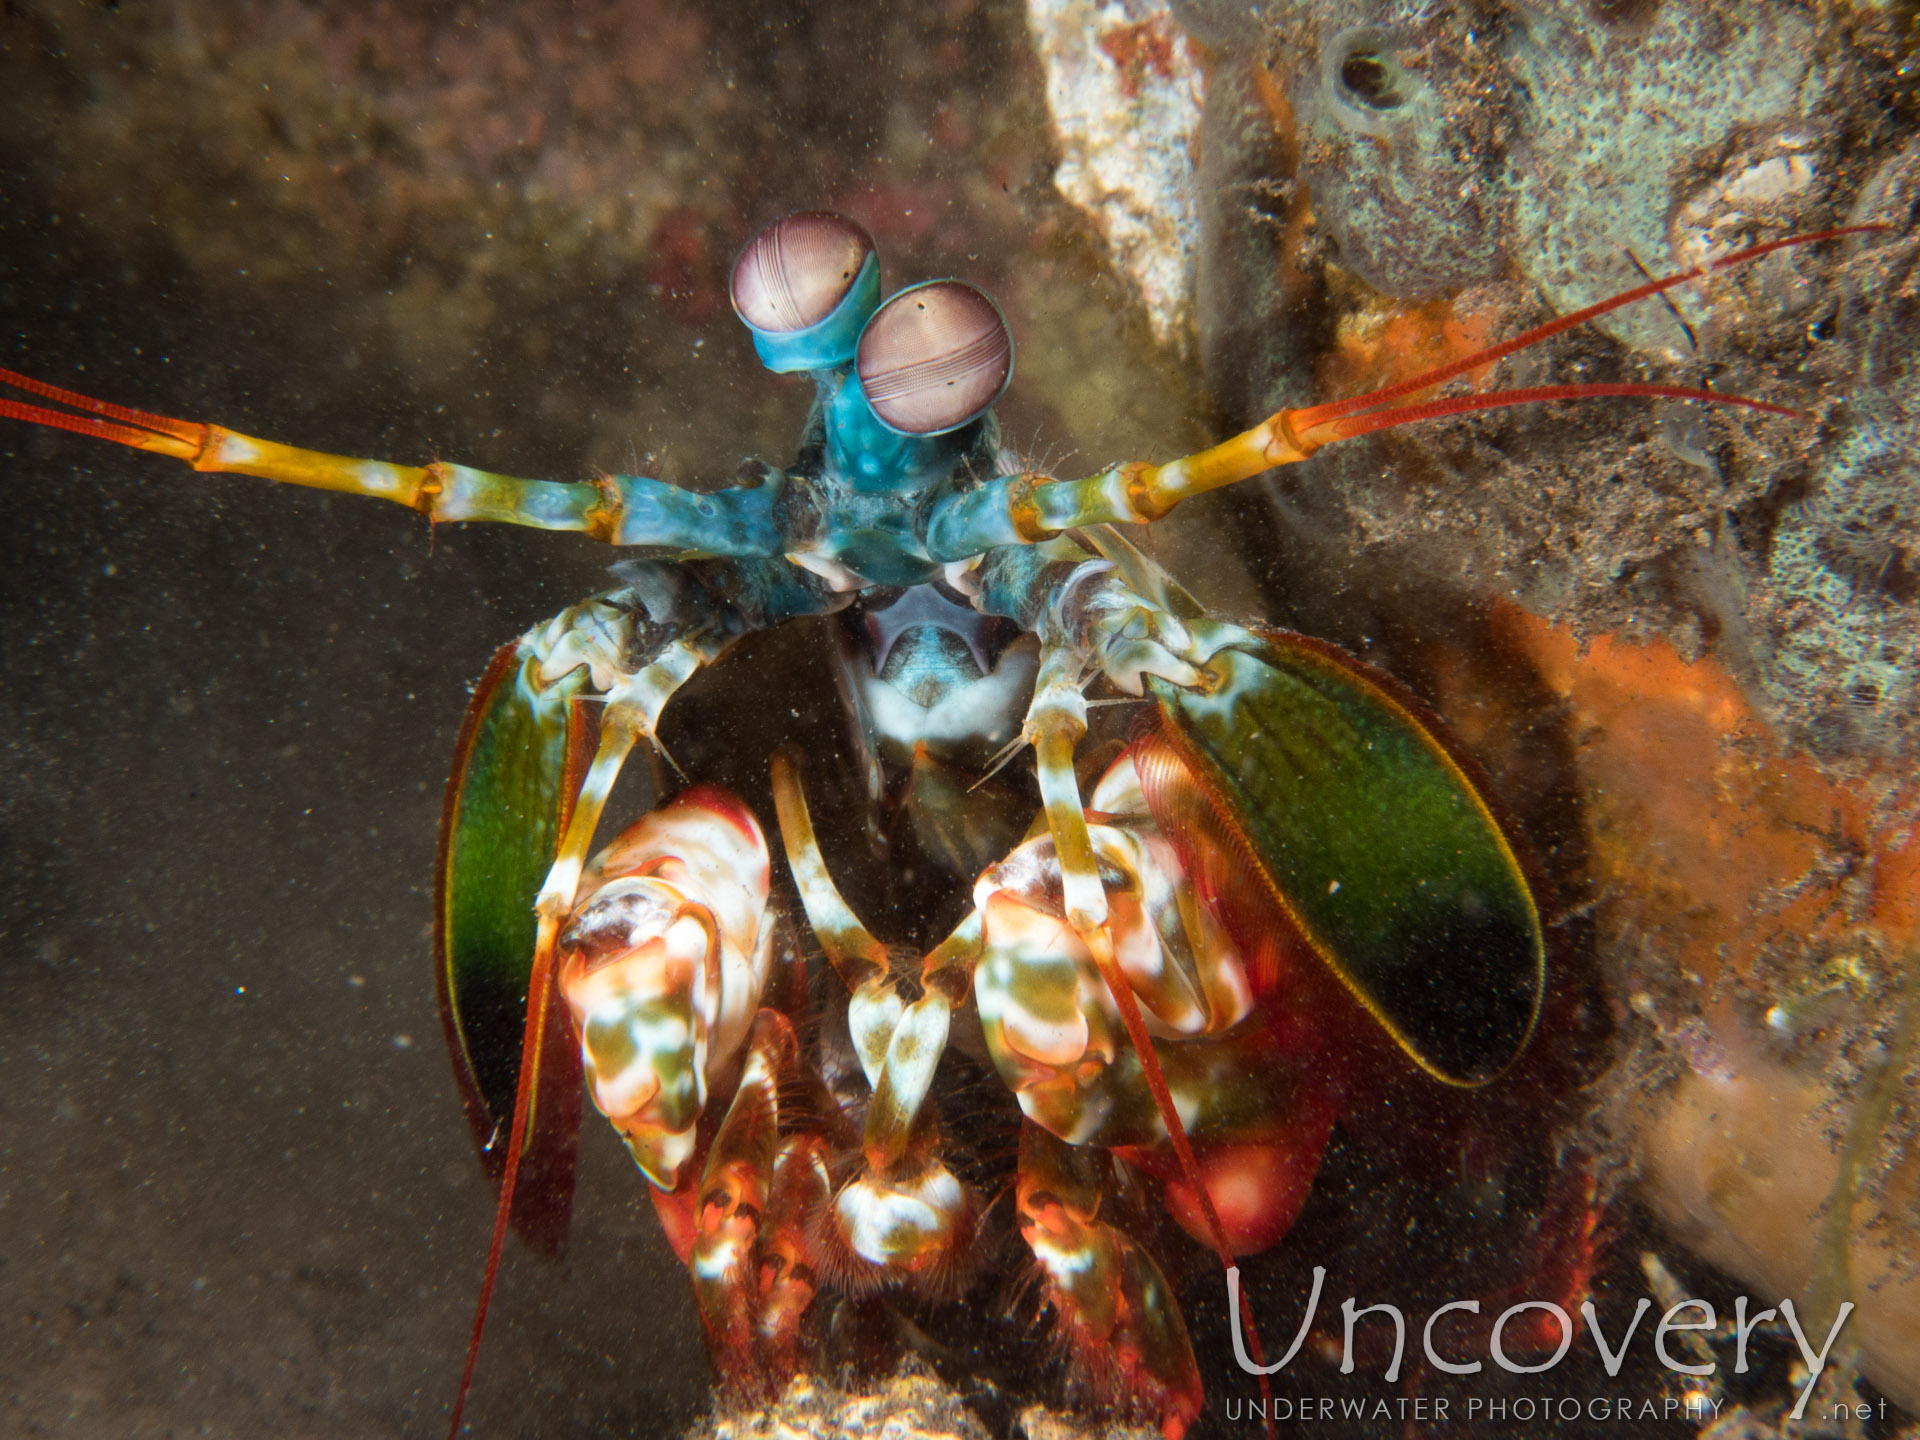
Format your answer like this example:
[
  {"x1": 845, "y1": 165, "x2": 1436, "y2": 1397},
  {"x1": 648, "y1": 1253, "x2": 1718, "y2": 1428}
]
[
  {"x1": 557, "y1": 786, "x2": 777, "y2": 1190},
  {"x1": 830, "y1": 1160, "x2": 974, "y2": 1284},
  {"x1": 974, "y1": 751, "x2": 1342, "y2": 1257}
]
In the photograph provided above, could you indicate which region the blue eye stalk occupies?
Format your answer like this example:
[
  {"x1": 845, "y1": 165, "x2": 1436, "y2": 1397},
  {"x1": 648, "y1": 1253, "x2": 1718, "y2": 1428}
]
[{"x1": 730, "y1": 213, "x2": 1016, "y2": 494}]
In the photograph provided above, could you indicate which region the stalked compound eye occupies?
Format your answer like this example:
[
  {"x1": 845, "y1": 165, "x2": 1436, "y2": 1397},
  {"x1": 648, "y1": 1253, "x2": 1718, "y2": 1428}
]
[
  {"x1": 857, "y1": 280, "x2": 1013, "y2": 435},
  {"x1": 730, "y1": 211, "x2": 877, "y2": 335}
]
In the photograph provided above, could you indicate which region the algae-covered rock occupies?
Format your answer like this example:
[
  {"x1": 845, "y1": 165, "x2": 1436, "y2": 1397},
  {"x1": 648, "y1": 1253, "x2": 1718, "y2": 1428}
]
[
  {"x1": 1750, "y1": 203, "x2": 1920, "y2": 759},
  {"x1": 1291, "y1": 8, "x2": 1508, "y2": 301},
  {"x1": 1504, "y1": 0, "x2": 1831, "y2": 358},
  {"x1": 1039, "y1": 0, "x2": 1920, "y2": 764},
  {"x1": 1030, "y1": 1, "x2": 1920, "y2": 1424},
  {"x1": 1644, "y1": 1039, "x2": 1920, "y2": 1419}
]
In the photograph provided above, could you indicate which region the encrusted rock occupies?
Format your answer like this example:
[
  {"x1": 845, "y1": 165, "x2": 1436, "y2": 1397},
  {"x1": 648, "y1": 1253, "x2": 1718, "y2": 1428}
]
[
  {"x1": 1027, "y1": 0, "x2": 1206, "y2": 347},
  {"x1": 684, "y1": 1366, "x2": 1161, "y2": 1440}
]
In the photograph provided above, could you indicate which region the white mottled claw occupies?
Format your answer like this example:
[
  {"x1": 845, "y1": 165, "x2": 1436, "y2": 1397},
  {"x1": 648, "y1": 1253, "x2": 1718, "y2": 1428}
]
[
  {"x1": 556, "y1": 786, "x2": 777, "y2": 1190},
  {"x1": 525, "y1": 592, "x2": 727, "y2": 768},
  {"x1": 769, "y1": 748, "x2": 903, "y2": 1088},
  {"x1": 847, "y1": 986, "x2": 906, "y2": 1089},
  {"x1": 770, "y1": 750, "x2": 890, "y2": 987},
  {"x1": 974, "y1": 753, "x2": 1257, "y2": 1147},
  {"x1": 530, "y1": 593, "x2": 637, "y2": 693},
  {"x1": 516, "y1": 589, "x2": 731, "y2": 957}
]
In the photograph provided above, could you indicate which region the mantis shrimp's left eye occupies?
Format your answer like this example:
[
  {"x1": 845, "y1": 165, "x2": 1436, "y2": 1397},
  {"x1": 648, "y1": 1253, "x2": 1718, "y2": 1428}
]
[
  {"x1": 857, "y1": 280, "x2": 1013, "y2": 435},
  {"x1": 730, "y1": 211, "x2": 878, "y2": 334}
]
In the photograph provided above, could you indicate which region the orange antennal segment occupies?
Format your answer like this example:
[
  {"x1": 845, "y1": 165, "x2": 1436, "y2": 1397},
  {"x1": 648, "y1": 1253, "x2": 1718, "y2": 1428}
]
[
  {"x1": 1295, "y1": 381, "x2": 1802, "y2": 449},
  {"x1": 1023, "y1": 224, "x2": 1887, "y2": 535},
  {"x1": 0, "y1": 365, "x2": 208, "y2": 446},
  {"x1": 0, "y1": 365, "x2": 208, "y2": 458},
  {"x1": 1290, "y1": 224, "x2": 1886, "y2": 432},
  {"x1": 0, "y1": 365, "x2": 630, "y2": 539}
]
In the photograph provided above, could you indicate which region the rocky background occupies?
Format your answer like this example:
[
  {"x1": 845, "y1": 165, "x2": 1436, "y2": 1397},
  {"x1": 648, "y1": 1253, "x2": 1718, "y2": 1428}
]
[{"x1": 1035, "y1": 0, "x2": 1920, "y2": 1432}]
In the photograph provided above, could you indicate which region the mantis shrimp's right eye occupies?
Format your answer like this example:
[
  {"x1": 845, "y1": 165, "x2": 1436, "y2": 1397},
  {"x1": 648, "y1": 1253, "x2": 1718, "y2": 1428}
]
[
  {"x1": 730, "y1": 212, "x2": 878, "y2": 334},
  {"x1": 857, "y1": 280, "x2": 1014, "y2": 435}
]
